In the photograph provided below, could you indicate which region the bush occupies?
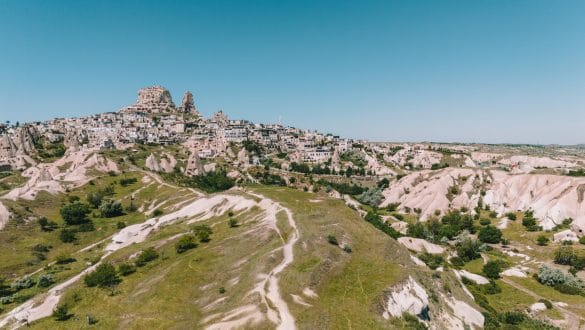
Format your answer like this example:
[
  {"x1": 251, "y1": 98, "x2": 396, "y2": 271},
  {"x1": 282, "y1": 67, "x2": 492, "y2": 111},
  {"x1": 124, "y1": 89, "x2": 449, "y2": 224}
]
[
  {"x1": 481, "y1": 280, "x2": 502, "y2": 294},
  {"x1": 175, "y1": 235, "x2": 198, "y2": 253},
  {"x1": 37, "y1": 274, "x2": 54, "y2": 288},
  {"x1": 11, "y1": 276, "x2": 35, "y2": 291},
  {"x1": 218, "y1": 287, "x2": 226, "y2": 294},
  {"x1": 478, "y1": 226, "x2": 502, "y2": 244},
  {"x1": 53, "y1": 304, "x2": 71, "y2": 321},
  {"x1": 119, "y1": 177, "x2": 137, "y2": 186},
  {"x1": 455, "y1": 237, "x2": 482, "y2": 262},
  {"x1": 483, "y1": 261, "x2": 501, "y2": 279},
  {"x1": 505, "y1": 212, "x2": 517, "y2": 221},
  {"x1": 554, "y1": 246, "x2": 576, "y2": 265},
  {"x1": 193, "y1": 224, "x2": 212, "y2": 242},
  {"x1": 479, "y1": 218, "x2": 491, "y2": 226},
  {"x1": 37, "y1": 217, "x2": 57, "y2": 231},
  {"x1": 418, "y1": 253, "x2": 444, "y2": 270},
  {"x1": 327, "y1": 235, "x2": 338, "y2": 246},
  {"x1": 84, "y1": 263, "x2": 120, "y2": 288},
  {"x1": 135, "y1": 248, "x2": 159, "y2": 267},
  {"x1": 152, "y1": 209, "x2": 163, "y2": 217},
  {"x1": 55, "y1": 254, "x2": 76, "y2": 264},
  {"x1": 118, "y1": 263, "x2": 136, "y2": 276},
  {"x1": 228, "y1": 218, "x2": 238, "y2": 228},
  {"x1": 99, "y1": 199, "x2": 124, "y2": 218},
  {"x1": 116, "y1": 221, "x2": 126, "y2": 229},
  {"x1": 450, "y1": 256, "x2": 465, "y2": 267},
  {"x1": 60, "y1": 202, "x2": 91, "y2": 225},
  {"x1": 343, "y1": 245, "x2": 352, "y2": 253},
  {"x1": 537, "y1": 264, "x2": 584, "y2": 294},
  {"x1": 537, "y1": 235, "x2": 550, "y2": 246},
  {"x1": 579, "y1": 236, "x2": 585, "y2": 245},
  {"x1": 539, "y1": 299, "x2": 553, "y2": 309},
  {"x1": 59, "y1": 229, "x2": 77, "y2": 243}
]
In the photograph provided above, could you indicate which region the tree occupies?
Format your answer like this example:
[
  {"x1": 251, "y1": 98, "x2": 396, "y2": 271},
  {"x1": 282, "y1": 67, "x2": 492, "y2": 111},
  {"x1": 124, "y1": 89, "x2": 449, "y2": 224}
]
[
  {"x1": 175, "y1": 235, "x2": 198, "y2": 253},
  {"x1": 60, "y1": 202, "x2": 90, "y2": 225},
  {"x1": 193, "y1": 224, "x2": 212, "y2": 242},
  {"x1": 478, "y1": 225, "x2": 502, "y2": 244},
  {"x1": 37, "y1": 274, "x2": 54, "y2": 288},
  {"x1": 327, "y1": 235, "x2": 338, "y2": 245},
  {"x1": 536, "y1": 235, "x2": 550, "y2": 246},
  {"x1": 53, "y1": 304, "x2": 71, "y2": 321},
  {"x1": 38, "y1": 217, "x2": 53, "y2": 231},
  {"x1": 456, "y1": 238, "x2": 482, "y2": 262},
  {"x1": 483, "y1": 261, "x2": 501, "y2": 279},
  {"x1": 59, "y1": 228, "x2": 76, "y2": 243},
  {"x1": 99, "y1": 199, "x2": 124, "y2": 218},
  {"x1": 135, "y1": 248, "x2": 159, "y2": 267},
  {"x1": 84, "y1": 263, "x2": 120, "y2": 289}
]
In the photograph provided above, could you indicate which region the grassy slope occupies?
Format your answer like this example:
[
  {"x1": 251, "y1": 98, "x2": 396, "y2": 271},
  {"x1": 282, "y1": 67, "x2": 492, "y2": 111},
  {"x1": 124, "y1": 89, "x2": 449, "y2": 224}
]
[{"x1": 26, "y1": 186, "x2": 438, "y2": 329}]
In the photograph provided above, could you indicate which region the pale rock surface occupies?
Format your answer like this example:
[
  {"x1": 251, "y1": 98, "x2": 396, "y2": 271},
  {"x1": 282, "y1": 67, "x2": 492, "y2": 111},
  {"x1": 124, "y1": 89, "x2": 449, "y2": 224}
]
[
  {"x1": 382, "y1": 276, "x2": 429, "y2": 319},
  {"x1": 397, "y1": 237, "x2": 444, "y2": 254}
]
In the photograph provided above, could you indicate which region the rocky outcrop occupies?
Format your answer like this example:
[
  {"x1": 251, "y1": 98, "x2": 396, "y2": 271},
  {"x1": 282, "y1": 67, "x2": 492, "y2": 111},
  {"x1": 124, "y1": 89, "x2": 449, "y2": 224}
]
[
  {"x1": 0, "y1": 135, "x2": 17, "y2": 159},
  {"x1": 382, "y1": 276, "x2": 429, "y2": 320},
  {"x1": 145, "y1": 154, "x2": 161, "y2": 172},
  {"x1": 185, "y1": 151, "x2": 204, "y2": 176},
  {"x1": 122, "y1": 86, "x2": 176, "y2": 113},
  {"x1": 181, "y1": 91, "x2": 196, "y2": 114},
  {"x1": 237, "y1": 148, "x2": 249, "y2": 166},
  {"x1": 13, "y1": 126, "x2": 39, "y2": 155}
]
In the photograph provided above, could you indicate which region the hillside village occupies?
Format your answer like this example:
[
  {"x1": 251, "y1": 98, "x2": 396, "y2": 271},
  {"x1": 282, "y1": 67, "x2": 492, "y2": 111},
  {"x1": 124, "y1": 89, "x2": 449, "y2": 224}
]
[{"x1": 2, "y1": 87, "x2": 585, "y2": 329}]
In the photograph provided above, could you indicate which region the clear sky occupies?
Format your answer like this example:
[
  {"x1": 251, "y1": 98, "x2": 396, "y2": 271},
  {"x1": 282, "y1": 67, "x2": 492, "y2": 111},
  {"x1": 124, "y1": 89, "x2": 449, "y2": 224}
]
[{"x1": 1, "y1": 0, "x2": 584, "y2": 144}]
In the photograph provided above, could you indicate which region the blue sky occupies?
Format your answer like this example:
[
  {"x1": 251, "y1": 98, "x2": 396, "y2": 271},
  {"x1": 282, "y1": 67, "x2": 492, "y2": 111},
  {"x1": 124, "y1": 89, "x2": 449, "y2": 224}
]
[{"x1": 1, "y1": 0, "x2": 584, "y2": 144}]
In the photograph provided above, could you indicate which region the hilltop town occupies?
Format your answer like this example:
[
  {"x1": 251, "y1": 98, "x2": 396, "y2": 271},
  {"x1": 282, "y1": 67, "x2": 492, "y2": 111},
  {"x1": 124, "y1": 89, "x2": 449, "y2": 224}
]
[{"x1": 1, "y1": 87, "x2": 585, "y2": 329}]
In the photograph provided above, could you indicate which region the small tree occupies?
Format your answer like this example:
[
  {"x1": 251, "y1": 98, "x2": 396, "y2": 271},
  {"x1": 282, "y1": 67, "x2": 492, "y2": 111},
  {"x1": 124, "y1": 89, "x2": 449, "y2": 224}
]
[
  {"x1": 175, "y1": 235, "x2": 198, "y2": 253},
  {"x1": 53, "y1": 304, "x2": 71, "y2": 321},
  {"x1": 483, "y1": 261, "x2": 501, "y2": 279},
  {"x1": 60, "y1": 202, "x2": 91, "y2": 225},
  {"x1": 59, "y1": 228, "x2": 77, "y2": 243},
  {"x1": 327, "y1": 235, "x2": 338, "y2": 246},
  {"x1": 478, "y1": 225, "x2": 502, "y2": 244},
  {"x1": 135, "y1": 248, "x2": 159, "y2": 267},
  {"x1": 84, "y1": 263, "x2": 120, "y2": 289},
  {"x1": 99, "y1": 199, "x2": 124, "y2": 218},
  {"x1": 536, "y1": 235, "x2": 550, "y2": 246},
  {"x1": 193, "y1": 224, "x2": 212, "y2": 242}
]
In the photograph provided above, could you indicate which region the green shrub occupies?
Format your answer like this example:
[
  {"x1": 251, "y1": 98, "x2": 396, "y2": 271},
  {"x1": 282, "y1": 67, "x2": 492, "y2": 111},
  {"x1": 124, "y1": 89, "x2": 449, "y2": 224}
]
[
  {"x1": 84, "y1": 263, "x2": 120, "y2": 288},
  {"x1": 53, "y1": 304, "x2": 71, "y2": 321},
  {"x1": 118, "y1": 263, "x2": 136, "y2": 276},
  {"x1": 175, "y1": 235, "x2": 198, "y2": 253},
  {"x1": 59, "y1": 229, "x2": 76, "y2": 243},
  {"x1": 152, "y1": 209, "x2": 163, "y2": 217},
  {"x1": 343, "y1": 245, "x2": 352, "y2": 253},
  {"x1": 483, "y1": 261, "x2": 501, "y2": 279},
  {"x1": 479, "y1": 218, "x2": 491, "y2": 226},
  {"x1": 99, "y1": 199, "x2": 124, "y2": 218},
  {"x1": 60, "y1": 202, "x2": 91, "y2": 225},
  {"x1": 537, "y1": 235, "x2": 550, "y2": 246},
  {"x1": 228, "y1": 218, "x2": 238, "y2": 228},
  {"x1": 327, "y1": 235, "x2": 338, "y2": 246},
  {"x1": 37, "y1": 274, "x2": 54, "y2": 288},
  {"x1": 135, "y1": 248, "x2": 159, "y2": 267},
  {"x1": 192, "y1": 224, "x2": 212, "y2": 242},
  {"x1": 478, "y1": 226, "x2": 502, "y2": 244}
]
